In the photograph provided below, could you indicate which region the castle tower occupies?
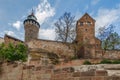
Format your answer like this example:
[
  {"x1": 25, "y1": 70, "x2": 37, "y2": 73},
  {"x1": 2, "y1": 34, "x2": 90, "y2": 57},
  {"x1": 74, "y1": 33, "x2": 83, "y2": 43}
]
[
  {"x1": 23, "y1": 12, "x2": 40, "y2": 42},
  {"x1": 76, "y1": 13, "x2": 96, "y2": 58}
]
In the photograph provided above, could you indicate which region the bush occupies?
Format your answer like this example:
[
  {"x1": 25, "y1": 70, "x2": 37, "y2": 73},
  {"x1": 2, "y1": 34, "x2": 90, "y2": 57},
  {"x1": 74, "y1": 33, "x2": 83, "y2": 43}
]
[
  {"x1": 100, "y1": 59, "x2": 112, "y2": 64},
  {"x1": 83, "y1": 60, "x2": 91, "y2": 65},
  {"x1": 112, "y1": 60, "x2": 120, "y2": 64},
  {"x1": 70, "y1": 55, "x2": 78, "y2": 60},
  {"x1": 0, "y1": 43, "x2": 27, "y2": 62}
]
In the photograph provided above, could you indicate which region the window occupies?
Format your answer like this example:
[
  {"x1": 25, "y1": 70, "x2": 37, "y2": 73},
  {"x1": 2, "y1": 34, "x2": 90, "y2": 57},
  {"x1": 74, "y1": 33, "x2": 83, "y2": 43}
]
[
  {"x1": 87, "y1": 21, "x2": 91, "y2": 26},
  {"x1": 85, "y1": 29, "x2": 87, "y2": 31},
  {"x1": 80, "y1": 22, "x2": 83, "y2": 26}
]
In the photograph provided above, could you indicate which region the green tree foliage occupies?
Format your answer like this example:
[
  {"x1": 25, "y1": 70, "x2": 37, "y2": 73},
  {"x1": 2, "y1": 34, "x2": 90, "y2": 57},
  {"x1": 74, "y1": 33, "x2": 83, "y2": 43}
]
[
  {"x1": 98, "y1": 25, "x2": 120, "y2": 50},
  {"x1": 103, "y1": 32, "x2": 120, "y2": 50},
  {"x1": 83, "y1": 60, "x2": 91, "y2": 65},
  {"x1": 0, "y1": 43, "x2": 27, "y2": 62}
]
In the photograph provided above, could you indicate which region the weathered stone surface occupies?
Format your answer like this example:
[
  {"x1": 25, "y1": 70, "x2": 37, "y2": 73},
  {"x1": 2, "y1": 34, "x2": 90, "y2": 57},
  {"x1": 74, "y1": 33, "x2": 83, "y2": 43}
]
[
  {"x1": 92, "y1": 76, "x2": 105, "y2": 80},
  {"x1": 0, "y1": 37, "x2": 4, "y2": 44},
  {"x1": 27, "y1": 39, "x2": 74, "y2": 59},
  {"x1": 2, "y1": 63, "x2": 120, "y2": 80},
  {"x1": 107, "y1": 76, "x2": 120, "y2": 80},
  {"x1": 72, "y1": 72, "x2": 81, "y2": 77},
  {"x1": 95, "y1": 70, "x2": 107, "y2": 76}
]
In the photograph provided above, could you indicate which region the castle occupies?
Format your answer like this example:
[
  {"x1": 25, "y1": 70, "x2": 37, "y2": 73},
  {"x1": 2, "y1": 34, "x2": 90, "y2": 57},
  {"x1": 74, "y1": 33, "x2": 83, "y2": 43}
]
[
  {"x1": 1, "y1": 12, "x2": 120, "y2": 80},
  {"x1": 2, "y1": 12, "x2": 120, "y2": 64}
]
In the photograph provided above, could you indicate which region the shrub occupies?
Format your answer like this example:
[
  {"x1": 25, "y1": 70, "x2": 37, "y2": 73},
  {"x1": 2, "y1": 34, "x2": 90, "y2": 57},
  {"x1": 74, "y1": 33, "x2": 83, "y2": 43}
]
[
  {"x1": 100, "y1": 59, "x2": 112, "y2": 64},
  {"x1": 112, "y1": 60, "x2": 120, "y2": 64},
  {"x1": 70, "y1": 55, "x2": 78, "y2": 60},
  {"x1": 83, "y1": 60, "x2": 91, "y2": 65},
  {"x1": 0, "y1": 43, "x2": 27, "y2": 62}
]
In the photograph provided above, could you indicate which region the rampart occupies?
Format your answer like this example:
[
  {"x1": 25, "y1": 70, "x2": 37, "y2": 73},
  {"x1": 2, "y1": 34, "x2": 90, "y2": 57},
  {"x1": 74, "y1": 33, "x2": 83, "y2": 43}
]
[
  {"x1": 27, "y1": 39, "x2": 75, "y2": 58},
  {"x1": 1, "y1": 62, "x2": 120, "y2": 80},
  {"x1": 95, "y1": 50, "x2": 120, "y2": 59}
]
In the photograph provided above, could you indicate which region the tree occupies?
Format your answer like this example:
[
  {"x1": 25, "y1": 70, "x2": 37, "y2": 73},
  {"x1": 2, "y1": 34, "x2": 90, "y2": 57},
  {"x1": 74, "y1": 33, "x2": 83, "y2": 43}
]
[
  {"x1": 98, "y1": 25, "x2": 120, "y2": 50},
  {"x1": 0, "y1": 43, "x2": 27, "y2": 62},
  {"x1": 54, "y1": 12, "x2": 76, "y2": 43},
  {"x1": 104, "y1": 32, "x2": 120, "y2": 50},
  {"x1": 98, "y1": 24, "x2": 114, "y2": 41}
]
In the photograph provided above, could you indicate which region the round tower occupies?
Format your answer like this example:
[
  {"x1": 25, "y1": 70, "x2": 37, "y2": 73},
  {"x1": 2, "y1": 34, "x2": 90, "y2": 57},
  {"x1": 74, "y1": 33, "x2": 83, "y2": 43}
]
[{"x1": 24, "y1": 12, "x2": 40, "y2": 42}]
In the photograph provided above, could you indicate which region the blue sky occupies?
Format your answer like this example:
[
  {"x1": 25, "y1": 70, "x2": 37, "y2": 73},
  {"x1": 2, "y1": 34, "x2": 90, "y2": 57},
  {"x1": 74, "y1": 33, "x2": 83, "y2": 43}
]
[{"x1": 0, "y1": 0, "x2": 120, "y2": 41}]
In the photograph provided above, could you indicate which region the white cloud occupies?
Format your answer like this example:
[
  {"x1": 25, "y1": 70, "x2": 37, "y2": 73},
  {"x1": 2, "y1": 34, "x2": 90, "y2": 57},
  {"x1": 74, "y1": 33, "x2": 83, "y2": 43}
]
[
  {"x1": 12, "y1": 21, "x2": 22, "y2": 30},
  {"x1": 5, "y1": 31, "x2": 15, "y2": 36},
  {"x1": 35, "y1": 0, "x2": 55, "y2": 24},
  {"x1": 95, "y1": 7, "x2": 120, "y2": 35},
  {"x1": 39, "y1": 28, "x2": 55, "y2": 40},
  {"x1": 91, "y1": 0, "x2": 100, "y2": 5}
]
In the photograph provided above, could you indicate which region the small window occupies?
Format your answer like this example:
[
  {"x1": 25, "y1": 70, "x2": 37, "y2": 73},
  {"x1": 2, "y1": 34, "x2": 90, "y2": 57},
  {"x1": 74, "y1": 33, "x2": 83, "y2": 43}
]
[
  {"x1": 87, "y1": 21, "x2": 91, "y2": 26},
  {"x1": 80, "y1": 22, "x2": 83, "y2": 26},
  {"x1": 85, "y1": 29, "x2": 87, "y2": 31}
]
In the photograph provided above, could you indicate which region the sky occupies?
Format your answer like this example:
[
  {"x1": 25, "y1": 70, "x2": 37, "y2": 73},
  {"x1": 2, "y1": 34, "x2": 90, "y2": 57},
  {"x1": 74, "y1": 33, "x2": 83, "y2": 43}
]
[{"x1": 0, "y1": 0, "x2": 120, "y2": 41}]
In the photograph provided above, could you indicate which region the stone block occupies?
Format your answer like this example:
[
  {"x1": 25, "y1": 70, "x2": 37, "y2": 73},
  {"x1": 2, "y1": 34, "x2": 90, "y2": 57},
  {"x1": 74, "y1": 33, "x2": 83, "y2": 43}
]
[
  {"x1": 107, "y1": 76, "x2": 120, "y2": 80},
  {"x1": 54, "y1": 69, "x2": 61, "y2": 73},
  {"x1": 73, "y1": 72, "x2": 81, "y2": 77},
  {"x1": 79, "y1": 77, "x2": 92, "y2": 80},
  {"x1": 95, "y1": 70, "x2": 107, "y2": 76},
  {"x1": 40, "y1": 73, "x2": 51, "y2": 79},
  {"x1": 62, "y1": 67, "x2": 74, "y2": 73},
  {"x1": 35, "y1": 66, "x2": 41, "y2": 71},
  {"x1": 92, "y1": 76, "x2": 105, "y2": 80},
  {"x1": 80, "y1": 71, "x2": 95, "y2": 76}
]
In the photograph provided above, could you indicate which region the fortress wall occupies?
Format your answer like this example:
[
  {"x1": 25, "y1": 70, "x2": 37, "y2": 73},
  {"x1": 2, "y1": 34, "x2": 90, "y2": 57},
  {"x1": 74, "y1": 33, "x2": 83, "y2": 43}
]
[
  {"x1": 4, "y1": 34, "x2": 23, "y2": 46},
  {"x1": 0, "y1": 38, "x2": 4, "y2": 44},
  {"x1": 95, "y1": 50, "x2": 120, "y2": 59},
  {"x1": 27, "y1": 39, "x2": 75, "y2": 58},
  {"x1": 1, "y1": 63, "x2": 120, "y2": 80}
]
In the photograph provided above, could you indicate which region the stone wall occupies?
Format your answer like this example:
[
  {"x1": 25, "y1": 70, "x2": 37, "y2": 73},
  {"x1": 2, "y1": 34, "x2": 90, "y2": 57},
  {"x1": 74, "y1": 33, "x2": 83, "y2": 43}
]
[
  {"x1": 0, "y1": 37, "x2": 4, "y2": 44},
  {"x1": 27, "y1": 39, "x2": 75, "y2": 58},
  {"x1": 1, "y1": 63, "x2": 120, "y2": 80},
  {"x1": 4, "y1": 34, "x2": 23, "y2": 46},
  {"x1": 95, "y1": 50, "x2": 120, "y2": 59}
]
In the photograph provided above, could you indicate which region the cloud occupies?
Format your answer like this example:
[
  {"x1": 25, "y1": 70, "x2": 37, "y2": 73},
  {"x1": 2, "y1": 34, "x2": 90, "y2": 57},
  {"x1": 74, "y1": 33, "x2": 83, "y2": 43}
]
[
  {"x1": 95, "y1": 7, "x2": 120, "y2": 35},
  {"x1": 12, "y1": 21, "x2": 22, "y2": 30},
  {"x1": 5, "y1": 31, "x2": 15, "y2": 36},
  {"x1": 39, "y1": 28, "x2": 55, "y2": 40},
  {"x1": 35, "y1": 0, "x2": 55, "y2": 24},
  {"x1": 91, "y1": 0, "x2": 100, "y2": 5}
]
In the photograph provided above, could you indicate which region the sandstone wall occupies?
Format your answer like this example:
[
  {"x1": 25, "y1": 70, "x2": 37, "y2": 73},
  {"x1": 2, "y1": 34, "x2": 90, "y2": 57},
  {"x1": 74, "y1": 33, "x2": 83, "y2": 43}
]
[
  {"x1": 1, "y1": 63, "x2": 120, "y2": 80},
  {"x1": 27, "y1": 39, "x2": 75, "y2": 58},
  {"x1": 0, "y1": 37, "x2": 4, "y2": 44},
  {"x1": 4, "y1": 34, "x2": 23, "y2": 46},
  {"x1": 95, "y1": 50, "x2": 120, "y2": 59}
]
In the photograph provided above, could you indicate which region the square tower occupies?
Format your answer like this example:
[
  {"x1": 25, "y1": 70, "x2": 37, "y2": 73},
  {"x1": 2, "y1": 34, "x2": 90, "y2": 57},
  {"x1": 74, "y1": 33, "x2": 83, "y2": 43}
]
[{"x1": 75, "y1": 13, "x2": 96, "y2": 58}]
